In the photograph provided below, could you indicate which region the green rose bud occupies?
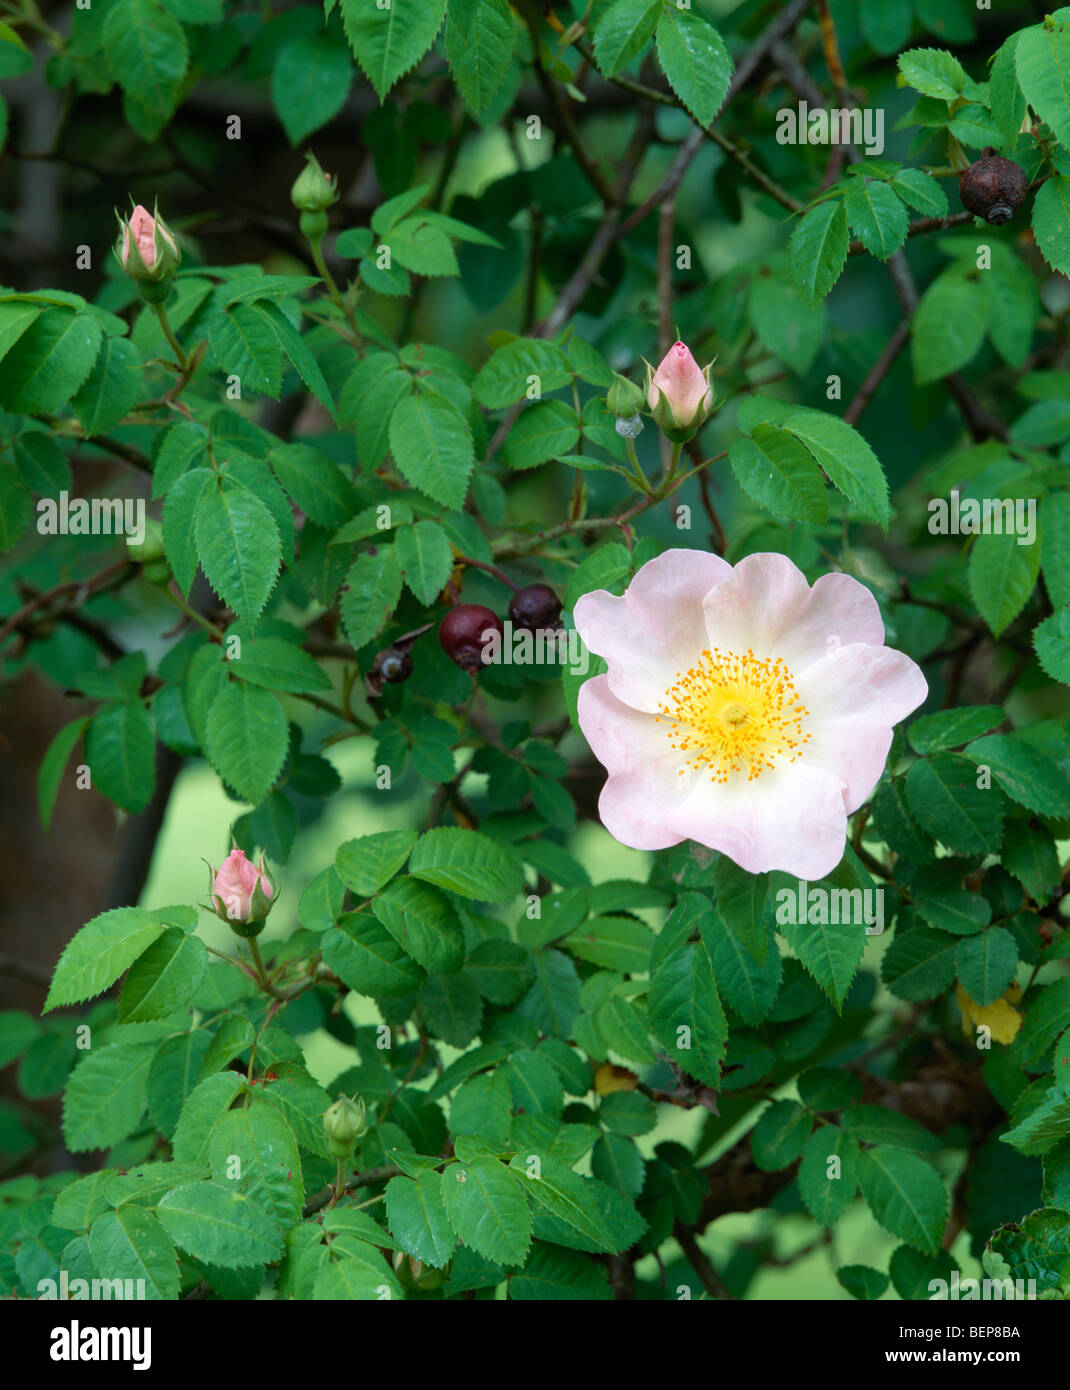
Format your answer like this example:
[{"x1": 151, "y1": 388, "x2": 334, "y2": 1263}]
[
  {"x1": 126, "y1": 517, "x2": 166, "y2": 565},
  {"x1": 393, "y1": 1251, "x2": 446, "y2": 1292},
  {"x1": 323, "y1": 1094, "x2": 367, "y2": 1158},
  {"x1": 292, "y1": 152, "x2": 339, "y2": 216},
  {"x1": 606, "y1": 372, "x2": 645, "y2": 420}
]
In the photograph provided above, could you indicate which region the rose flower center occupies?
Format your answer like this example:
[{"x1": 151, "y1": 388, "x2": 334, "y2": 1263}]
[{"x1": 656, "y1": 646, "x2": 811, "y2": 783}]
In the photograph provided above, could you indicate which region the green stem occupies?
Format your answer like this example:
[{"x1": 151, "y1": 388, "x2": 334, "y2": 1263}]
[
  {"x1": 309, "y1": 236, "x2": 343, "y2": 303},
  {"x1": 163, "y1": 585, "x2": 220, "y2": 637},
  {"x1": 326, "y1": 1156, "x2": 348, "y2": 1210},
  {"x1": 308, "y1": 234, "x2": 361, "y2": 343},
  {"x1": 153, "y1": 302, "x2": 188, "y2": 371},
  {"x1": 247, "y1": 936, "x2": 273, "y2": 993},
  {"x1": 624, "y1": 437, "x2": 654, "y2": 495}
]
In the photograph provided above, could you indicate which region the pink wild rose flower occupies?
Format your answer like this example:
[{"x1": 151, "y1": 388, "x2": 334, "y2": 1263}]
[
  {"x1": 574, "y1": 549, "x2": 927, "y2": 879},
  {"x1": 212, "y1": 848, "x2": 274, "y2": 923}
]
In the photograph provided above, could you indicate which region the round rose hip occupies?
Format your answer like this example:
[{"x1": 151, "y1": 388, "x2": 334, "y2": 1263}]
[
  {"x1": 509, "y1": 584, "x2": 562, "y2": 632},
  {"x1": 439, "y1": 605, "x2": 503, "y2": 672}
]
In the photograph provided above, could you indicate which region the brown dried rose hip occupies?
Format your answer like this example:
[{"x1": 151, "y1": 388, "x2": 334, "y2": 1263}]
[
  {"x1": 958, "y1": 153, "x2": 1029, "y2": 225},
  {"x1": 378, "y1": 649, "x2": 413, "y2": 683}
]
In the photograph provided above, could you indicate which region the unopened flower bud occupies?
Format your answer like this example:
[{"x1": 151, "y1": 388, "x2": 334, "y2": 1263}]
[
  {"x1": 115, "y1": 202, "x2": 180, "y2": 289},
  {"x1": 127, "y1": 519, "x2": 170, "y2": 587},
  {"x1": 645, "y1": 340, "x2": 716, "y2": 443},
  {"x1": 292, "y1": 152, "x2": 339, "y2": 216},
  {"x1": 393, "y1": 1250, "x2": 446, "y2": 1291},
  {"x1": 126, "y1": 518, "x2": 165, "y2": 565},
  {"x1": 208, "y1": 848, "x2": 275, "y2": 938},
  {"x1": 606, "y1": 372, "x2": 645, "y2": 420},
  {"x1": 323, "y1": 1094, "x2": 367, "y2": 1157}
]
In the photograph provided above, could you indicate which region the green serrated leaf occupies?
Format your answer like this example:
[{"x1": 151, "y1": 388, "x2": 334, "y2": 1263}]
[
  {"x1": 46, "y1": 907, "x2": 166, "y2": 1012},
  {"x1": 157, "y1": 1180, "x2": 284, "y2": 1268},
  {"x1": 195, "y1": 485, "x2": 281, "y2": 628},
  {"x1": 118, "y1": 927, "x2": 208, "y2": 1023},
  {"x1": 409, "y1": 827, "x2": 523, "y2": 902},
  {"x1": 205, "y1": 681, "x2": 288, "y2": 806}
]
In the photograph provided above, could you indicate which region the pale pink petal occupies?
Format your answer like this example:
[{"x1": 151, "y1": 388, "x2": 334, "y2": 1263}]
[
  {"x1": 773, "y1": 572, "x2": 886, "y2": 672},
  {"x1": 795, "y1": 642, "x2": 929, "y2": 728},
  {"x1": 665, "y1": 758, "x2": 849, "y2": 879},
  {"x1": 803, "y1": 721, "x2": 894, "y2": 814},
  {"x1": 130, "y1": 205, "x2": 157, "y2": 268},
  {"x1": 794, "y1": 643, "x2": 927, "y2": 808},
  {"x1": 701, "y1": 556, "x2": 887, "y2": 676},
  {"x1": 701, "y1": 551, "x2": 813, "y2": 656},
  {"x1": 597, "y1": 762, "x2": 690, "y2": 852},
  {"x1": 574, "y1": 548, "x2": 731, "y2": 712},
  {"x1": 577, "y1": 673, "x2": 678, "y2": 775},
  {"x1": 572, "y1": 589, "x2": 681, "y2": 712},
  {"x1": 236, "y1": 854, "x2": 260, "y2": 896}
]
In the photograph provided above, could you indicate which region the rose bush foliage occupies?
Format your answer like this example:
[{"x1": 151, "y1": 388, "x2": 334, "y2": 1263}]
[{"x1": 1, "y1": 0, "x2": 1070, "y2": 1302}]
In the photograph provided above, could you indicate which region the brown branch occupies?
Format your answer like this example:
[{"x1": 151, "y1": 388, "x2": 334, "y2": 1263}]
[
  {"x1": 723, "y1": 0, "x2": 813, "y2": 105},
  {"x1": 886, "y1": 249, "x2": 1008, "y2": 442},
  {"x1": 0, "y1": 560, "x2": 135, "y2": 653},
  {"x1": 527, "y1": 20, "x2": 616, "y2": 206},
  {"x1": 815, "y1": 0, "x2": 847, "y2": 91},
  {"x1": 0, "y1": 953, "x2": 52, "y2": 990},
  {"x1": 302, "y1": 1164, "x2": 402, "y2": 1218},
  {"x1": 849, "y1": 210, "x2": 972, "y2": 255},
  {"x1": 680, "y1": 1047, "x2": 1003, "y2": 1255},
  {"x1": 674, "y1": 1225, "x2": 731, "y2": 1299},
  {"x1": 843, "y1": 320, "x2": 911, "y2": 426}
]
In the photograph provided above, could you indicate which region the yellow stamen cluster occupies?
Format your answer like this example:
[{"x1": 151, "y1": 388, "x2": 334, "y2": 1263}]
[{"x1": 656, "y1": 647, "x2": 811, "y2": 783}]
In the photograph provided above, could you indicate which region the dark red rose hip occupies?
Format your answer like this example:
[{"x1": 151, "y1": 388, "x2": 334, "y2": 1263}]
[
  {"x1": 508, "y1": 583, "x2": 562, "y2": 632},
  {"x1": 438, "y1": 604, "x2": 503, "y2": 672}
]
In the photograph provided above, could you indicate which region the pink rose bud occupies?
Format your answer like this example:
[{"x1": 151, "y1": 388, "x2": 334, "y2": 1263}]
[
  {"x1": 209, "y1": 848, "x2": 274, "y2": 936},
  {"x1": 646, "y1": 341, "x2": 716, "y2": 442},
  {"x1": 115, "y1": 202, "x2": 180, "y2": 285}
]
